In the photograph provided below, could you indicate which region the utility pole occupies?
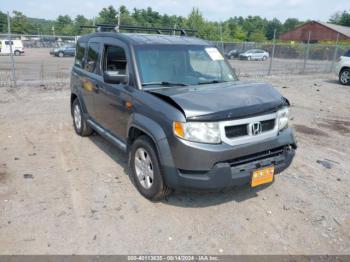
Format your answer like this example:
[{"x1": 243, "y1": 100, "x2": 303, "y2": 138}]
[
  {"x1": 302, "y1": 31, "x2": 311, "y2": 74},
  {"x1": 331, "y1": 32, "x2": 340, "y2": 72},
  {"x1": 268, "y1": 29, "x2": 277, "y2": 75},
  {"x1": 7, "y1": 12, "x2": 16, "y2": 88},
  {"x1": 116, "y1": 7, "x2": 121, "y2": 32},
  {"x1": 219, "y1": 22, "x2": 224, "y2": 53}
]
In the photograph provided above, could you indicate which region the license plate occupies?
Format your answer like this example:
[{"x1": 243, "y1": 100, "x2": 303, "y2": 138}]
[{"x1": 251, "y1": 166, "x2": 275, "y2": 187}]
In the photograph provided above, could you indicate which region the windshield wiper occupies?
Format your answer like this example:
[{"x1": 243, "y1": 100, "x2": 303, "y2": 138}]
[
  {"x1": 142, "y1": 81, "x2": 188, "y2": 87},
  {"x1": 197, "y1": 80, "x2": 229, "y2": 85}
]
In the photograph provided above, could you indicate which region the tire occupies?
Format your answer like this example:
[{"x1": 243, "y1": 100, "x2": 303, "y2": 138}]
[
  {"x1": 14, "y1": 50, "x2": 20, "y2": 56},
  {"x1": 72, "y1": 99, "x2": 93, "y2": 136},
  {"x1": 58, "y1": 52, "x2": 64, "y2": 58},
  {"x1": 339, "y1": 68, "x2": 350, "y2": 85},
  {"x1": 129, "y1": 136, "x2": 171, "y2": 201},
  {"x1": 247, "y1": 56, "x2": 251, "y2": 61},
  {"x1": 262, "y1": 56, "x2": 267, "y2": 61}
]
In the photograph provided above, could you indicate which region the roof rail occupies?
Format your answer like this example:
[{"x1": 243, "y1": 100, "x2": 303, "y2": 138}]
[{"x1": 80, "y1": 24, "x2": 197, "y2": 36}]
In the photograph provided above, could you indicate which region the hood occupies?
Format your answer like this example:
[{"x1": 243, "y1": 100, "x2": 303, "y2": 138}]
[{"x1": 149, "y1": 81, "x2": 288, "y2": 121}]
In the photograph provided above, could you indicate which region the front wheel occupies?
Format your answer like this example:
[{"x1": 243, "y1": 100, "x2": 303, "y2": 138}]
[
  {"x1": 58, "y1": 52, "x2": 64, "y2": 58},
  {"x1": 262, "y1": 56, "x2": 267, "y2": 61},
  {"x1": 339, "y1": 69, "x2": 350, "y2": 85},
  {"x1": 129, "y1": 136, "x2": 171, "y2": 200},
  {"x1": 247, "y1": 56, "x2": 251, "y2": 61}
]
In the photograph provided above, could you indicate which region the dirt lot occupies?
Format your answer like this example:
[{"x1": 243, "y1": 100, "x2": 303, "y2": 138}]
[{"x1": 0, "y1": 49, "x2": 350, "y2": 254}]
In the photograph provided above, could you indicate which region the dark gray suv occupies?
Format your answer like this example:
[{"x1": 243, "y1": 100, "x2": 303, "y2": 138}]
[{"x1": 70, "y1": 27, "x2": 296, "y2": 200}]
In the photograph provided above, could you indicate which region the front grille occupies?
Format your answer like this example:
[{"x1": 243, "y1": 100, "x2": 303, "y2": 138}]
[
  {"x1": 261, "y1": 119, "x2": 275, "y2": 132},
  {"x1": 225, "y1": 124, "x2": 248, "y2": 138},
  {"x1": 224, "y1": 119, "x2": 276, "y2": 139}
]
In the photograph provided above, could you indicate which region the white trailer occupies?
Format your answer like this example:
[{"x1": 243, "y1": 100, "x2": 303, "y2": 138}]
[{"x1": 0, "y1": 39, "x2": 24, "y2": 55}]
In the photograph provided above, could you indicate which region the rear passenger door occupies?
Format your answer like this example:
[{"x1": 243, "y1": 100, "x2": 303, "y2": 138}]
[
  {"x1": 73, "y1": 39, "x2": 102, "y2": 120},
  {"x1": 93, "y1": 39, "x2": 133, "y2": 141}
]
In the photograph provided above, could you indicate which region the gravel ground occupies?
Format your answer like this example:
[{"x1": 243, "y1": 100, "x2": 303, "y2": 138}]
[{"x1": 0, "y1": 49, "x2": 350, "y2": 255}]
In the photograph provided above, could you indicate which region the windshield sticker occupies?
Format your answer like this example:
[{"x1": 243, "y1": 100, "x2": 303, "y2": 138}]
[{"x1": 205, "y1": 48, "x2": 224, "y2": 61}]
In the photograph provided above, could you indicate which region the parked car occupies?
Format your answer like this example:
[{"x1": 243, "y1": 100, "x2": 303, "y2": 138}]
[
  {"x1": 70, "y1": 27, "x2": 296, "y2": 200},
  {"x1": 335, "y1": 49, "x2": 350, "y2": 85},
  {"x1": 225, "y1": 49, "x2": 244, "y2": 59},
  {"x1": 239, "y1": 49, "x2": 269, "y2": 60},
  {"x1": 0, "y1": 39, "x2": 24, "y2": 56},
  {"x1": 50, "y1": 45, "x2": 76, "y2": 57}
]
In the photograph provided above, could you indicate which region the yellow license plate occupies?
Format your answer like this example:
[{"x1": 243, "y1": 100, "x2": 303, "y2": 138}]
[{"x1": 251, "y1": 166, "x2": 275, "y2": 187}]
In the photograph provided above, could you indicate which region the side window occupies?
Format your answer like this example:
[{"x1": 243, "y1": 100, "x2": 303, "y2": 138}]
[
  {"x1": 85, "y1": 42, "x2": 100, "y2": 74},
  {"x1": 5, "y1": 41, "x2": 13, "y2": 45},
  {"x1": 103, "y1": 45, "x2": 128, "y2": 75},
  {"x1": 344, "y1": 49, "x2": 350, "y2": 57},
  {"x1": 75, "y1": 42, "x2": 86, "y2": 68}
]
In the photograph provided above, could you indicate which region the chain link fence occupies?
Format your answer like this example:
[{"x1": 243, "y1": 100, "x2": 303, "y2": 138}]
[
  {"x1": 1, "y1": 32, "x2": 350, "y2": 88},
  {"x1": 214, "y1": 41, "x2": 350, "y2": 77}
]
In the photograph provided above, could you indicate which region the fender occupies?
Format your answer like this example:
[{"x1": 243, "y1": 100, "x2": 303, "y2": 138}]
[{"x1": 127, "y1": 113, "x2": 179, "y2": 187}]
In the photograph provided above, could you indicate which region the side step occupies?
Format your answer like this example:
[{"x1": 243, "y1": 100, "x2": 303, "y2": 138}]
[{"x1": 87, "y1": 119, "x2": 127, "y2": 152}]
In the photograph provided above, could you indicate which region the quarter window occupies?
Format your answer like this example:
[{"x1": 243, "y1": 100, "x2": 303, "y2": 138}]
[
  {"x1": 85, "y1": 42, "x2": 100, "y2": 74},
  {"x1": 75, "y1": 41, "x2": 86, "y2": 68}
]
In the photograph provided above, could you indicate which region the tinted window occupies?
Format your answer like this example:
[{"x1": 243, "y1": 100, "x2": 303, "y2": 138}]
[
  {"x1": 103, "y1": 45, "x2": 127, "y2": 75},
  {"x1": 75, "y1": 41, "x2": 86, "y2": 68},
  {"x1": 5, "y1": 41, "x2": 13, "y2": 45},
  {"x1": 85, "y1": 42, "x2": 100, "y2": 74},
  {"x1": 344, "y1": 49, "x2": 350, "y2": 57}
]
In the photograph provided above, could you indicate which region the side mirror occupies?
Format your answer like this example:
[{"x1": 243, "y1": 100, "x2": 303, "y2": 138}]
[{"x1": 103, "y1": 71, "x2": 128, "y2": 84}]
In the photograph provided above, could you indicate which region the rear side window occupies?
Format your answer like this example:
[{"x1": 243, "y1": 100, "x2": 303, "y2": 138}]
[
  {"x1": 85, "y1": 42, "x2": 100, "y2": 74},
  {"x1": 75, "y1": 41, "x2": 86, "y2": 68},
  {"x1": 344, "y1": 49, "x2": 350, "y2": 57},
  {"x1": 5, "y1": 41, "x2": 13, "y2": 45}
]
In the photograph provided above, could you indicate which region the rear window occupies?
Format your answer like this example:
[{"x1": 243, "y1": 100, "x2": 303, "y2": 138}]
[
  {"x1": 344, "y1": 49, "x2": 350, "y2": 57},
  {"x1": 75, "y1": 41, "x2": 86, "y2": 68}
]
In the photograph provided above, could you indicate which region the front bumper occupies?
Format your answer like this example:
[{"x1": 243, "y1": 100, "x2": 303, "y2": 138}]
[
  {"x1": 175, "y1": 146, "x2": 295, "y2": 189},
  {"x1": 160, "y1": 128, "x2": 297, "y2": 189}
]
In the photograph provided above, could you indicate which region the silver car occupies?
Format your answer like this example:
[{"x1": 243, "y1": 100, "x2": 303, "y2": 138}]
[{"x1": 239, "y1": 49, "x2": 269, "y2": 61}]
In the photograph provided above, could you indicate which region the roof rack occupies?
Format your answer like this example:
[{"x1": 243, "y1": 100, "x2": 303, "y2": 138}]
[{"x1": 81, "y1": 24, "x2": 197, "y2": 36}]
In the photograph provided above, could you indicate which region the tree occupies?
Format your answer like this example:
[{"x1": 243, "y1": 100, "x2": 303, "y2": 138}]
[
  {"x1": 0, "y1": 11, "x2": 7, "y2": 33},
  {"x1": 266, "y1": 18, "x2": 282, "y2": 39},
  {"x1": 11, "y1": 11, "x2": 33, "y2": 34},
  {"x1": 98, "y1": 5, "x2": 118, "y2": 24},
  {"x1": 249, "y1": 31, "x2": 267, "y2": 42},
  {"x1": 282, "y1": 18, "x2": 301, "y2": 33},
  {"x1": 74, "y1": 15, "x2": 92, "y2": 35},
  {"x1": 330, "y1": 10, "x2": 350, "y2": 26}
]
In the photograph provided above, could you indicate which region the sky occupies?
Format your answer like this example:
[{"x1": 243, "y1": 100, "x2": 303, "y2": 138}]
[{"x1": 1, "y1": 0, "x2": 348, "y2": 22}]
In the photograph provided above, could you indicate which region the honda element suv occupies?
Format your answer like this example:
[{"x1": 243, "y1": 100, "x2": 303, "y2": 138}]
[{"x1": 70, "y1": 26, "x2": 297, "y2": 200}]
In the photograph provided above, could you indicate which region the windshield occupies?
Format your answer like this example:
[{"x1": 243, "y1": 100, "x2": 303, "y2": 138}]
[{"x1": 134, "y1": 45, "x2": 237, "y2": 87}]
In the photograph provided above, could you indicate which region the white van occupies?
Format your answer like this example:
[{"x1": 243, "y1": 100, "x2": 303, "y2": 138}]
[{"x1": 0, "y1": 40, "x2": 24, "y2": 55}]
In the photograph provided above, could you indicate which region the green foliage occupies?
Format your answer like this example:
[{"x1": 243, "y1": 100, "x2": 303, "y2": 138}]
[
  {"x1": 282, "y1": 18, "x2": 302, "y2": 33},
  {"x1": 0, "y1": 10, "x2": 7, "y2": 32},
  {"x1": 97, "y1": 5, "x2": 118, "y2": 24},
  {"x1": 329, "y1": 10, "x2": 350, "y2": 26}
]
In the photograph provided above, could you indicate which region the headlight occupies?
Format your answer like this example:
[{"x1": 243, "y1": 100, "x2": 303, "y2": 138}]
[
  {"x1": 277, "y1": 107, "x2": 289, "y2": 130},
  {"x1": 173, "y1": 121, "x2": 221, "y2": 144}
]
